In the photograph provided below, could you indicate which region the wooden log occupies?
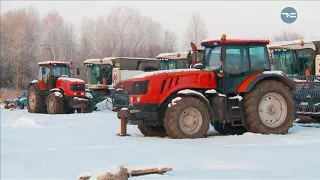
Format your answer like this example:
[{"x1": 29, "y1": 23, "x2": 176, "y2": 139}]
[{"x1": 129, "y1": 167, "x2": 173, "y2": 177}]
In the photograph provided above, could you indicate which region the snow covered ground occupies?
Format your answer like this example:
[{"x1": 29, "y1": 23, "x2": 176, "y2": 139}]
[{"x1": 1, "y1": 101, "x2": 320, "y2": 179}]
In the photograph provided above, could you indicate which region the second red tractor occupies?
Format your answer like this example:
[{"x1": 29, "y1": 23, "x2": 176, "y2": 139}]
[
  {"x1": 27, "y1": 61, "x2": 92, "y2": 114},
  {"x1": 118, "y1": 34, "x2": 296, "y2": 139}
]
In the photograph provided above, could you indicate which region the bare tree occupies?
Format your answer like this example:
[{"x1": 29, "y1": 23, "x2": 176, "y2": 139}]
[
  {"x1": 184, "y1": 12, "x2": 208, "y2": 48},
  {"x1": 272, "y1": 31, "x2": 304, "y2": 42},
  {"x1": 163, "y1": 30, "x2": 178, "y2": 53}
]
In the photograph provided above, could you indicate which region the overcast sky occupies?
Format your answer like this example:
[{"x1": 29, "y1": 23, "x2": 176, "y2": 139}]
[{"x1": 1, "y1": 1, "x2": 320, "y2": 50}]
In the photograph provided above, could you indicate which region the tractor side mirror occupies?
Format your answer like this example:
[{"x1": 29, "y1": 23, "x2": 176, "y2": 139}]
[
  {"x1": 193, "y1": 63, "x2": 204, "y2": 69},
  {"x1": 76, "y1": 68, "x2": 80, "y2": 75}
]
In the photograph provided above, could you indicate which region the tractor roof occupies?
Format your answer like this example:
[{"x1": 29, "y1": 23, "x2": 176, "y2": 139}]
[
  {"x1": 84, "y1": 57, "x2": 157, "y2": 65},
  {"x1": 267, "y1": 40, "x2": 317, "y2": 50},
  {"x1": 37, "y1": 61, "x2": 70, "y2": 66},
  {"x1": 156, "y1": 52, "x2": 188, "y2": 60},
  {"x1": 201, "y1": 39, "x2": 270, "y2": 46},
  {"x1": 84, "y1": 58, "x2": 114, "y2": 65}
]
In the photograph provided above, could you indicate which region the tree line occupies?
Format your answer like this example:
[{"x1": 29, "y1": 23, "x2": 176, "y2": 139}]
[{"x1": 0, "y1": 5, "x2": 304, "y2": 89}]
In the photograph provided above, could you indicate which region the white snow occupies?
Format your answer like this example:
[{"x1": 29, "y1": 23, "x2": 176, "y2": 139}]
[
  {"x1": 205, "y1": 89, "x2": 217, "y2": 94},
  {"x1": 85, "y1": 92, "x2": 93, "y2": 99},
  {"x1": 168, "y1": 97, "x2": 182, "y2": 107},
  {"x1": 178, "y1": 89, "x2": 209, "y2": 103},
  {"x1": 133, "y1": 69, "x2": 200, "y2": 79},
  {"x1": 262, "y1": 70, "x2": 285, "y2": 76},
  {"x1": 31, "y1": 80, "x2": 38, "y2": 84},
  {"x1": 58, "y1": 77, "x2": 85, "y2": 83},
  {"x1": 218, "y1": 93, "x2": 226, "y2": 97},
  {"x1": 1, "y1": 104, "x2": 320, "y2": 179},
  {"x1": 54, "y1": 91, "x2": 63, "y2": 97},
  {"x1": 156, "y1": 52, "x2": 188, "y2": 60},
  {"x1": 229, "y1": 95, "x2": 243, "y2": 101}
]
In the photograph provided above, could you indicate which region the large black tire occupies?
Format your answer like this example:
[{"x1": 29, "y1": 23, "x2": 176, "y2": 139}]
[
  {"x1": 212, "y1": 121, "x2": 246, "y2": 135},
  {"x1": 164, "y1": 96, "x2": 210, "y2": 139},
  {"x1": 4, "y1": 103, "x2": 9, "y2": 109},
  {"x1": 46, "y1": 92, "x2": 65, "y2": 114},
  {"x1": 138, "y1": 125, "x2": 167, "y2": 137},
  {"x1": 243, "y1": 80, "x2": 295, "y2": 134},
  {"x1": 27, "y1": 85, "x2": 46, "y2": 113},
  {"x1": 84, "y1": 100, "x2": 93, "y2": 113}
]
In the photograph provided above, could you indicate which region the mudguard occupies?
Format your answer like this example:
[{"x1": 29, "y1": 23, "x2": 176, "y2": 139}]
[
  {"x1": 237, "y1": 73, "x2": 296, "y2": 93},
  {"x1": 177, "y1": 89, "x2": 214, "y2": 120}
]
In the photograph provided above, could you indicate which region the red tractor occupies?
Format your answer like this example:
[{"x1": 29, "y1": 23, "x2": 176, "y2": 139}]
[
  {"x1": 27, "y1": 61, "x2": 92, "y2": 114},
  {"x1": 118, "y1": 34, "x2": 296, "y2": 139}
]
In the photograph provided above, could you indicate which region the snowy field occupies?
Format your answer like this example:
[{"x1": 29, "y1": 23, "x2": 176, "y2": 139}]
[{"x1": 1, "y1": 101, "x2": 320, "y2": 179}]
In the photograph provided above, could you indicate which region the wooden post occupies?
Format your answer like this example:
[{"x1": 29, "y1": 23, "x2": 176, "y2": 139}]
[{"x1": 116, "y1": 108, "x2": 130, "y2": 136}]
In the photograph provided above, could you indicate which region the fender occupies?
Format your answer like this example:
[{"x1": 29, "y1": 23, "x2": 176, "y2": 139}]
[
  {"x1": 28, "y1": 80, "x2": 40, "y2": 90},
  {"x1": 237, "y1": 73, "x2": 296, "y2": 93},
  {"x1": 176, "y1": 89, "x2": 214, "y2": 120}
]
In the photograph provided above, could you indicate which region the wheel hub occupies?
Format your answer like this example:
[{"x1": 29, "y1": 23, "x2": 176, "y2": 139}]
[
  {"x1": 258, "y1": 92, "x2": 287, "y2": 128},
  {"x1": 179, "y1": 108, "x2": 202, "y2": 135}
]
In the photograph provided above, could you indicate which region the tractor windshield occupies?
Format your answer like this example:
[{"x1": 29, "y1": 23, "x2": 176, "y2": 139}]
[
  {"x1": 52, "y1": 65, "x2": 70, "y2": 77},
  {"x1": 159, "y1": 60, "x2": 177, "y2": 70},
  {"x1": 204, "y1": 46, "x2": 222, "y2": 71},
  {"x1": 87, "y1": 64, "x2": 113, "y2": 85}
]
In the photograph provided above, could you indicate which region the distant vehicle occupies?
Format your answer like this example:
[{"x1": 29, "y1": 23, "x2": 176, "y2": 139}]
[
  {"x1": 83, "y1": 57, "x2": 159, "y2": 111},
  {"x1": 27, "y1": 61, "x2": 92, "y2": 114},
  {"x1": 4, "y1": 90, "x2": 27, "y2": 109},
  {"x1": 268, "y1": 40, "x2": 320, "y2": 121}
]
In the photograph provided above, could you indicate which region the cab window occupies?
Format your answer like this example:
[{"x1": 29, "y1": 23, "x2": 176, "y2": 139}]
[
  {"x1": 204, "y1": 46, "x2": 222, "y2": 71},
  {"x1": 249, "y1": 45, "x2": 270, "y2": 73},
  {"x1": 224, "y1": 46, "x2": 249, "y2": 74}
]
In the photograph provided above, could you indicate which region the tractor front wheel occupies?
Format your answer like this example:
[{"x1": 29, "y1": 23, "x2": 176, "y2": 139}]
[
  {"x1": 138, "y1": 125, "x2": 167, "y2": 137},
  {"x1": 19, "y1": 103, "x2": 25, "y2": 109},
  {"x1": 46, "y1": 92, "x2": 65, "y2": 114},
  {"x1": 27, "y1": 85, "x2": 46, "y2": 113},
  {"x1": 243, "y1": 80, "x2": 295, "y2": 134},
  {"x1": 164, "y1": 96, "x2": 210, "y2": 139}
]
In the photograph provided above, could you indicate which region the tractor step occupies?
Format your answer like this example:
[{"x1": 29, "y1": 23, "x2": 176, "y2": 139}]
[{"x1": 228, "y1": 95, "x2": 245, "y2": 126}]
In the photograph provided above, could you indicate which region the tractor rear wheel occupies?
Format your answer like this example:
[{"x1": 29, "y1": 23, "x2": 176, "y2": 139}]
[
  {"x1": 164, "y1": 96, "x2": 210, "y2": 139},
  {"x1": 212, "y1": 121, "x2": 246, "y2": 135},
  {"x1": 138, "y1": 125, "x2": 167, "y2": 137},
  {"x1": 27, "y1": 85, "x2": 46, "y2": 113},
  {"x1": 46, "y1": 92, "x2": 65, "y2": 114},
  {"x1": 243, "y1": 80, "x2": 295, "y2": 134},
  {"x1": 311, "y1": 116, "x2": 320, "y2": 123},
  {"x1": 4, "y1": 103, "x2": 9, "y2": 109}
]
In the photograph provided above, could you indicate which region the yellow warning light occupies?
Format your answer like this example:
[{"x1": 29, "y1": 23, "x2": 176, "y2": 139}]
[
  {"x1": 221, "y1": 33, "x2": 227, "y2": 40},
  {"x1": 177, "y1": 53, "x2": 180, "y2": 57},
  {"x1": 300, "y1": 40, "x2": 305, "y2": 46},
  {"x1": 100, "y1": 58, "x2": 103, "y2": 63},
  {"x1": 69, "y1": 59, "x2": 73, "y2": 64}
]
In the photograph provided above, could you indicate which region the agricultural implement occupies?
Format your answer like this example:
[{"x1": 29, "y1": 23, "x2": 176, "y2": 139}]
[
  {"x1": 268, "y1": 40, "x2": 320, "y2": 121},
  {"x1": 117, "y1": 34, "x2": 296, "y2": 139},
  {"x1": 27, "y1": 61, "x2": 92, "y2": 114},
  {"x1": 4, "y1": 90, "x2": 27, "y2": 109},
  {"x1": 83, "y1": 57, "x2": 159, "y2": 111}
]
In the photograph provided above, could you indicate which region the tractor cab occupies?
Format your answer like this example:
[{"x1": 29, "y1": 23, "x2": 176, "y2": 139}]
[
  {"x1": 84, "y1": 58, "x2": 113, "y2": 89},
  {"x1": 37, "y1": 61, "x2": 78, "y2": 90},
  {"x1": 199, "y1": 34, "x2": 272, "y2": 93},
  {"x1": 268, "y1": 40, "x2": 319, "y2": 77},
  {"x1": 268, "y1": 40, "x2": 320, "y2": 119},
  {"x1": 156, "y1": 52, "x2": 191, "y2": 70}
]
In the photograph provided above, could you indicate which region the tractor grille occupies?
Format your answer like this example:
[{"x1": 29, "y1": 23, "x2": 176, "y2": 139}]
[
  {"x1": 131, "y1": 81, "x2": 149, "y2": 95},
  {"x1": 70, "y1": 84, "x2": 85, "y2": 91}
]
